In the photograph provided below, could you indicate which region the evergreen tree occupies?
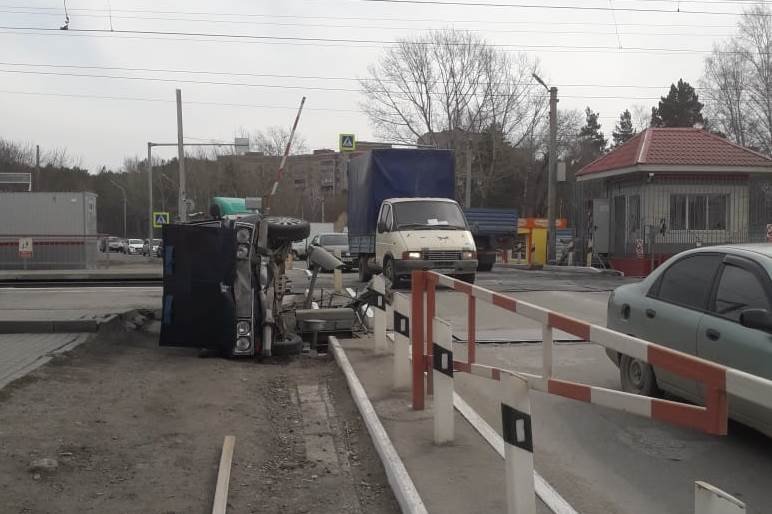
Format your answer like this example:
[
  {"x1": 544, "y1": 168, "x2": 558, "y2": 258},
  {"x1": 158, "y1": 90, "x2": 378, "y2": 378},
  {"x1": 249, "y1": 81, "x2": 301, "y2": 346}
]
[
  {"x1": 612, "y1": 109, "x2": 636, "y2": 147},
  {"x1": 578, "y1": 107, "x2": 607, "y2": 165},
  {"x1": 650, "y1": 79, "x2": 705, "y2": 128}
]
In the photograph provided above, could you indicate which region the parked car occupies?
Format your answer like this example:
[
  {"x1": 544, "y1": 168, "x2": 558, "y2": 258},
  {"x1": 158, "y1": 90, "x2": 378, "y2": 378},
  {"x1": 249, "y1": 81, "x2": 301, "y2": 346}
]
[
  {"x1": 107, "y1": 236, "x2": 123, "y2": 253},
  {"x1": 124, "y1": 238, "x2": 144, "y2": 255},
  {"x1": 142, "y1": 238, "x2": 162, "y2": 257},
  {"x1": 308, "y1": 233, "x2": 356, "y2": 270},
  {"x1": 291, "y1": 222, "x2": 335, "y2": 260},
  {"x1": 605, "y1": 243, "x2": 772, "y2": 436}
]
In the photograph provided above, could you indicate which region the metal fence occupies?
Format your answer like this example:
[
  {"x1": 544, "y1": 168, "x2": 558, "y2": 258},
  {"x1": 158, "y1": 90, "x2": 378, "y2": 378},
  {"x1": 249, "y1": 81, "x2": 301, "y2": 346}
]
[
  {"x1": 0, "y1": 235, "x2": 100, "y2": 270},
  {"x1": 573, "y1": 174, "x2": 772, "y2": 260}
]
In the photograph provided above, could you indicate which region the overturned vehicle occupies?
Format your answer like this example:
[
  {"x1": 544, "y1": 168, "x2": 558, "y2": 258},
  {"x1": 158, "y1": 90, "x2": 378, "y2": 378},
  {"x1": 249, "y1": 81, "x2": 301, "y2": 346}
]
[{"x1": 159, "y1": 211, "x2": 366, "y2": 357}]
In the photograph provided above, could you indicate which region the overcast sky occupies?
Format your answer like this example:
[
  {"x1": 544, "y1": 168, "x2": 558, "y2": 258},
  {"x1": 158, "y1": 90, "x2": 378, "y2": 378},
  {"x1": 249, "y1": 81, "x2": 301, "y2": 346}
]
[{"x1": 0, "y1": 0, "x2": 752, "y2": 171}]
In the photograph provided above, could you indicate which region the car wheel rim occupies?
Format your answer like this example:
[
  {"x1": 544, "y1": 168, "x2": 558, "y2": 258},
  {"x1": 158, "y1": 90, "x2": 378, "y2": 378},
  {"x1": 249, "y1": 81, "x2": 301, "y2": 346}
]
[{"x1": 629, "y1": 360, "x2": 644, "y2": 388}]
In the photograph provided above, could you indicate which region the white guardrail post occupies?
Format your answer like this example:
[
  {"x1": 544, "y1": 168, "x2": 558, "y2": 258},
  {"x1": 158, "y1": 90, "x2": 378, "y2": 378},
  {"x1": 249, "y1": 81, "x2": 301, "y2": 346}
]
[
  {"x1": 541, "y1": 325, "x2": 553, "y2": 384},
  {"x1": 501, "y1": 372, "x2": 537, "y2": 514},
  {"x1": 432, "y1": 317, "x2": 454, "y2": 444},
  {"x1": 392, "y1": 293, "x2": 412, "y2": 390},
  {"x1": 694, "y1": 482, "x2": 746, "y2": 514},
  {"x1": 372, "y1": 274, "x2": 388, "y2": 353}
]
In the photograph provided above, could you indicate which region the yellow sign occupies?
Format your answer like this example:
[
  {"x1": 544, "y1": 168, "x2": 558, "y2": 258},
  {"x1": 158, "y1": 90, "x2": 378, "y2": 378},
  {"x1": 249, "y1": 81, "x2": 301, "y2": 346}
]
[
  {"x1": 339, "y1": 133, "x2": 356, "y2": 152},
  {"x1": 153, "y1": 211, "x2": 170, "y2": 228}
]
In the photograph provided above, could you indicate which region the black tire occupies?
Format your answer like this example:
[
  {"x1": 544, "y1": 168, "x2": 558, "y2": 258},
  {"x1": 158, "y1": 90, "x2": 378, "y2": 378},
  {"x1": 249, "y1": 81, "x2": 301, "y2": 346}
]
[
  {"x1": 383, "y1": 257, "x2": 403, "y2": 289},
  {"x1": 477, "y1": 261, "x2": 494, "y2": 272},
  {"x1": 359, "y1": 256, "x2": 373, "y2": 282},
  {"x1": 457, "y1": 273, "x2": 476, "y2": 284},
  {"x1": 271, "y1": 334, "x2": 304, "y2": 356},
  {"x1": 619, "y1": 354, "x2": 659, "y2": 396},
  {"x1": 264, "y1": 216, "x2": 311, "y2": 243}
]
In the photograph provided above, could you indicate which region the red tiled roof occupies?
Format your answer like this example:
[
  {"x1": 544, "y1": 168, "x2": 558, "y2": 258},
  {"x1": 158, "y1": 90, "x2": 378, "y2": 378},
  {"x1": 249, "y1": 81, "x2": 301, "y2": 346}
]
[{"x1": 576, "y1": 128, "x2": 772, "y2": 177}]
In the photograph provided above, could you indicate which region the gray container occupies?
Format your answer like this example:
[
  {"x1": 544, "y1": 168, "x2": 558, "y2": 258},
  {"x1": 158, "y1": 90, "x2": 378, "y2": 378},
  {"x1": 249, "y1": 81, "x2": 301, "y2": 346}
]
[{"x1": 0, "y1": 192, "x2": 98, "y2": 270}]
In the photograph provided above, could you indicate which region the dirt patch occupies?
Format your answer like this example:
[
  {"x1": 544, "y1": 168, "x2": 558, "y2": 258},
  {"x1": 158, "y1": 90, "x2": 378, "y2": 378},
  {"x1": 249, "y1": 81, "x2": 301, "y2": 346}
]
[{"x1": 0, "y1": 321, "x2": 399, "y2": 514}]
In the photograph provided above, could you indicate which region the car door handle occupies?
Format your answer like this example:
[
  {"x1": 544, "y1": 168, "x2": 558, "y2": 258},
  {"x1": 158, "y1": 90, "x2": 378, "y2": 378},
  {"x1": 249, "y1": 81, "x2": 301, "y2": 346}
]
[
  {"x1": 645, "y1": 309, "x2": 656, "y2": 319},
  {"x1": 706, "y1": 328, "x2": 721, "y2": 341}
]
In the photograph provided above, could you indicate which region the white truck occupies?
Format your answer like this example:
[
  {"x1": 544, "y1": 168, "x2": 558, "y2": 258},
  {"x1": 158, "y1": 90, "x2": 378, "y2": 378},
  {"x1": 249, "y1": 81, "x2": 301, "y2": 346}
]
[{"x1": 347, "y1": 149, "x2": 477, "y2": 287}]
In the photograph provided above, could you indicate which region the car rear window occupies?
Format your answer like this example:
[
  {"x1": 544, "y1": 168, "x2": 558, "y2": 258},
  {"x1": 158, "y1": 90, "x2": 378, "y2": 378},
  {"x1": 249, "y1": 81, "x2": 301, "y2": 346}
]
[{"x1": 651, "y1": 254, "x2": 722, "y2": 310}]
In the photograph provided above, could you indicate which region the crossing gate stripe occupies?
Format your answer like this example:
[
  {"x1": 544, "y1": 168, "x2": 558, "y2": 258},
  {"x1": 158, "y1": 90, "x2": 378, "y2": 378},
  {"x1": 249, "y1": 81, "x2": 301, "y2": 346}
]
[
  {"x1": 471, "y1": 287, "x2": 493, "y2": 304},
  {"x1": 452, "y1": 280, "x2": 473, "y2": 295},
  {"x1": 547, "y1": 379, "x2": 591, "y2": 403},
  {"x1": 548, "y1": 313, "x2": 591, "y2": 340},
  {"x1": 492, "y1": 294, "x2": 518, "y2": 312},
  {"x1": 590, "y1": 387, "x2": 652, "y2": 418},
  {"x1": 512, "y1": 301, "x2": 549, "y2": 324},
  {"x1": 453, "y1": 360, "x2": 471, "y2": 373},
  {"x1": 648, "y1": 345, "x2": 726, "y2": 387},
  {"x1": 589, "y1": 325, "x2": 648, "y2": 362},
  {"x1": 651, "y1": 398, "x2": 712, "y2": 433},
  {"x1": 437, "y1": 274, "x2": 455, "y2": 288}
]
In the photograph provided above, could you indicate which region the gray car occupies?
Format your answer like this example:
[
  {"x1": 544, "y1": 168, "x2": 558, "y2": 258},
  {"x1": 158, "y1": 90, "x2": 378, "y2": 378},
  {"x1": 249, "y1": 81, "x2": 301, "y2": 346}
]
[
  {"x1": 307, "y1": 233, "x2": 356, "y2": 270},
  {"x1": 606, "y1": 243, "x2": 772, "y2": 436}
]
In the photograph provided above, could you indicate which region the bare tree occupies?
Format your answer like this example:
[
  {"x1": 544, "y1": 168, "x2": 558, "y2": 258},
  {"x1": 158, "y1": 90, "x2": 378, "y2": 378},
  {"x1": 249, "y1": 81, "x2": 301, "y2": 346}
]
[
  {"x1": 252, "y1": 126, "x2": 308, "y2": 156},
  {"x1": 630, "y1": 104, "x2": 652, "y2": 132},
  {"x1": 701, "y1": 5, "x2": 772, "y2": 152},
  {"x1": 360, "y1": 28, "x2": 545, "y2": 150}
]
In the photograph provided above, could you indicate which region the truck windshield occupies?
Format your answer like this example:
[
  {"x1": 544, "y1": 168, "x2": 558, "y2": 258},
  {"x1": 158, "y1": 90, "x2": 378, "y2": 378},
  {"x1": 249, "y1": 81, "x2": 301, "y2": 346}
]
[
  {"x1": 320, "y1": 234, "x2": 348, "y2": 246},
  {"x1": 394, "y1": 201, "x2": 467, "y2": 230}
]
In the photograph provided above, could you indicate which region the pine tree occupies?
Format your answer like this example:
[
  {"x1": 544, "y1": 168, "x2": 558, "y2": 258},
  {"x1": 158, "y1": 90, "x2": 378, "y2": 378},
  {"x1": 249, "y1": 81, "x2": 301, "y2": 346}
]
[
  {"x1": 578, "y1": 107, "x2": 607, "y2": 165},
  {"x1": 650, "y1": 79, "x2": 705, "y2": 128},
  {"x1": 612, "y1": 109, "x2": 636, "y2": 147}
]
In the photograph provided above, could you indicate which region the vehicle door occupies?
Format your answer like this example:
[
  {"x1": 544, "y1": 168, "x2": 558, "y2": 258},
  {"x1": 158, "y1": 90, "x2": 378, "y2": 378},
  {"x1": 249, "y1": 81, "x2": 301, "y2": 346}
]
[
  {"x1": 698, "y1": 255, "x2": 772, "y2": 430},
  {"x1": 643, "y1": 253, "x2": 723, "y2": 399},
  {"x1": 375, "y1": 203, "x2": 396, "y2": 265},
  {"x1": 159, "y1": 222, "x2": 237, "y2": 351}
]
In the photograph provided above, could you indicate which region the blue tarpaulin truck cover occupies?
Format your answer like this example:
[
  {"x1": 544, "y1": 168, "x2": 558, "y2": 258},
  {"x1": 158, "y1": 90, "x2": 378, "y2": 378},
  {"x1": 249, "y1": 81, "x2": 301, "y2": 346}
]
[{"x1": 347, "y1": 149, "x2": 455, "y2": 249}]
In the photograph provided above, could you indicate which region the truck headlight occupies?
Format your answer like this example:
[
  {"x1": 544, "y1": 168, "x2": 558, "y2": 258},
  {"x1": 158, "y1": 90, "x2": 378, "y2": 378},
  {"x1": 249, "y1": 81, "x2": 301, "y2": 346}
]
[
  {"x1": 236, "y1": 244, "x2": 250, "y2": 260},
  {"x1": 237, "y1": 320, "x2": 251, "y2": 336},
  {"x1": 236, "y1": 228, "x2": 251, "y2": 243},
  {"x1": 235, "y1": 337, "x2": 251, "y2": 352},
  {"x1": 403, "y1": 251, "x2": 422, "y2": 260},
  {"x1": 462, "y1": 250, "x2": 476, "y2": 259}
]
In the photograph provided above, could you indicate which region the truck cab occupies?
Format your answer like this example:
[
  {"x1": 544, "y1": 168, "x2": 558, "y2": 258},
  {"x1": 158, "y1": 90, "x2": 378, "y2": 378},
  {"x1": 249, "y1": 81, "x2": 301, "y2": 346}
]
[{"x1": 373, "y1": 197, "x2": 477, "y2": 287}]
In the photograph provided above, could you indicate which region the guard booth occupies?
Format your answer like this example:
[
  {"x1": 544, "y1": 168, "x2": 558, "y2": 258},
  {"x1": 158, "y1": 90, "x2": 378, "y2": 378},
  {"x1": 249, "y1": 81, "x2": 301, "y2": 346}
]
[{"x1": 516, "y1": 218, "x2": 568, "y2": 265}]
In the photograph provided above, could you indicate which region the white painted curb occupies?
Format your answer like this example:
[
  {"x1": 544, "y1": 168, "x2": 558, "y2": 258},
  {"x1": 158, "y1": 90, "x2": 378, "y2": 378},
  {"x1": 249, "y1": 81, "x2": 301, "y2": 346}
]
[
  {"x1": 454, "y1": 393, "x2": 578, "y2": 514},
  {"x1": 329, "y1": 337, "x2": 428, "y2": 514}
]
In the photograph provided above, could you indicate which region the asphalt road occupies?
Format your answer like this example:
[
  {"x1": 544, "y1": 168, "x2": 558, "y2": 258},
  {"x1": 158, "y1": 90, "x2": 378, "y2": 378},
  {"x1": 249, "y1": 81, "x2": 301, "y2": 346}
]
[{"x1": 300, "y1": 265, "x2": 772, "y2": 514}]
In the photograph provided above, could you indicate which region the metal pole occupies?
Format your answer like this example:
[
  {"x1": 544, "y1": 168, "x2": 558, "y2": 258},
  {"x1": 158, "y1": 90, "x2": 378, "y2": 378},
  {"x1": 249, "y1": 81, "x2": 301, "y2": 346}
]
[
  {"x1": 465, "y1": 136, "x2": 472, "y2": 208},
  {"x1": 265, "y1": 96, "x2": 306, "y2": 213},
  {"x1": 547, "y1": 86, "x2": 558, "y2": 264},
  {"x1": 34, "y1": 144, "x2": 39, "y2": 192},
  {"x1": 147, "y1": 143, "x2": 153, "y2": 246},
  {"x1": 176, "y1": 89, "x2": 187, "y2": 222}
]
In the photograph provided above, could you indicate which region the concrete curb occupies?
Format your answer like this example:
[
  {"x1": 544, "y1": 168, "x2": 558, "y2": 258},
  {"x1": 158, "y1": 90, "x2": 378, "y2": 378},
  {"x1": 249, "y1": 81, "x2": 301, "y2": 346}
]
[
  {"x1": 0, "y1": 319, "x2": 99, "y2": 334},
  {"x1": 495, "y1": 263, "x2": 624, "y2": 277},
  {"x1": 453, "y1": 393, "x2": 578, "y2": 514},
  {"x1": 329, "y1": 337, "x2": 428, "y2": 514}
]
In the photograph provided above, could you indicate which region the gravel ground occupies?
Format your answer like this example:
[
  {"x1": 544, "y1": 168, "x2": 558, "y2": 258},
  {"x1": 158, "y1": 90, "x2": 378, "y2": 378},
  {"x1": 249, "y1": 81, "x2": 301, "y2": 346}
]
[{"x1": 0, "y1": 319, "x2": 399, "y2": 514}]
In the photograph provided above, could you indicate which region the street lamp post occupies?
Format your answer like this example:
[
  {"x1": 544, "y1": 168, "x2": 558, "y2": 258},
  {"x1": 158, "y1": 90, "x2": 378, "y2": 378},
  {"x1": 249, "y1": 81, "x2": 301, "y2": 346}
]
[
  {"x1": 532, "y1": 73, "x2": 559, "y2": 264},
  {"x1": 109, "y1": 179, "x2": 127, "y2": 240}
]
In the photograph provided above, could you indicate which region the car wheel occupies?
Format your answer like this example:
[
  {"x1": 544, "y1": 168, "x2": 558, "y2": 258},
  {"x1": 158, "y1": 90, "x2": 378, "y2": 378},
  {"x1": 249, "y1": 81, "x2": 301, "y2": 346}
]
[
  {"x1": 264, "y1": 216, "x2": 310, "y2": 243},
  {"x1": 619, "y1": 354, "x2": 659, "y2": 396},
  {"x1": 383, "y1": 257, "x2": 402, "y2": 289},
  {"x1": 271, "y1": 334, "x2": 304, "y2": 356}
]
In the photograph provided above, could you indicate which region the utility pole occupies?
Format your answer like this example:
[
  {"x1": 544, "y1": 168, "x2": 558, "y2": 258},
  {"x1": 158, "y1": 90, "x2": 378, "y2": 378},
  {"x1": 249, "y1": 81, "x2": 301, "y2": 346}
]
[
  {"x1": 110, "y1": 179, "x2": 127, "y2": 240},
  {"x1": 176, "y1": 89, "x2": 187, "y2": 222},
  {"x1": 465, "y1": 136, "x2": 472, "y2": 208},
  {"x1": 533, "y1": 74, "x2": 559, "y2": 264},
  {"x1": 34, "y1": 144, "x2": 39, "y2": 192},
  {"x1": 147, "y1": 142, "x2": 153, "y2": 246}
]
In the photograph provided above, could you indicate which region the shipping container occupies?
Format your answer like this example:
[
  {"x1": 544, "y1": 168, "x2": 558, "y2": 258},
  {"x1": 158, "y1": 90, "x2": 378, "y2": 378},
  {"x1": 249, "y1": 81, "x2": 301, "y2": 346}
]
[{"x1": 0, "y1": 192, "x2": 98, "y2": 269}]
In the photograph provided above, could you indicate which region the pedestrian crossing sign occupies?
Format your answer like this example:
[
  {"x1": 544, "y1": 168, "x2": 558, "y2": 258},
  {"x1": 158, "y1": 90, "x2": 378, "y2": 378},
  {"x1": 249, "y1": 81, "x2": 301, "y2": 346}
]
[
  {"x1": 339, "y1": 133, "x2": 356, "y2": 152},
  {"x1": 153, "y1": 211, "x2": 170, "y2": 228}
]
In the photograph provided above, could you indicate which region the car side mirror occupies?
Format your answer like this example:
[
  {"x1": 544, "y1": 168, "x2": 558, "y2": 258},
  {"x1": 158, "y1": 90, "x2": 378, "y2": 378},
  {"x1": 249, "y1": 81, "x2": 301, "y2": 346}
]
[{"x1": 739, "y1": 308, "x2": 772, "y2": 333}]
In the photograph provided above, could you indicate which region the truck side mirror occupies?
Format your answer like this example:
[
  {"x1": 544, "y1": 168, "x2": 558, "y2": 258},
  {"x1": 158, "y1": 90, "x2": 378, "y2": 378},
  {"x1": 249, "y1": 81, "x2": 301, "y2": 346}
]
[{"x1": 377, "y1": 221, "x2": 387, "y2": 233}]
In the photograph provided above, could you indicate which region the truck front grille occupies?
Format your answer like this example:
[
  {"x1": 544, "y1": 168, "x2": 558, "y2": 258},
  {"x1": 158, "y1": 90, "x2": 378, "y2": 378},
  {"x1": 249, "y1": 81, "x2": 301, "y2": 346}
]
[{"x1": 424, "y1": 250, "x2": 462, "y2": 261}]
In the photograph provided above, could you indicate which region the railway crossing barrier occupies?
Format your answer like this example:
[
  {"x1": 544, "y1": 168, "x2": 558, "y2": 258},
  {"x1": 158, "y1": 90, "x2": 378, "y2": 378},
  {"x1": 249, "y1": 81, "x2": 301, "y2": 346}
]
[{"x1": 366, "y1": 270, "x2": 772, "y2": 513}]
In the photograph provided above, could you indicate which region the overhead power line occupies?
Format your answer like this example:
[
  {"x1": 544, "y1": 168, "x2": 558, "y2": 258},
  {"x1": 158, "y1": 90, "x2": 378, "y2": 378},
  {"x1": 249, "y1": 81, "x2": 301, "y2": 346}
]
[{"x1": 0, "y1": 26, "x2": 752, "y2": 54}]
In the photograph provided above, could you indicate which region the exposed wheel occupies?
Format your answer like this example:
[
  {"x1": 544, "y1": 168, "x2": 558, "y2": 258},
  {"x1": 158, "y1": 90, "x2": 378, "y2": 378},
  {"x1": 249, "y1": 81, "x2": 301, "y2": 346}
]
[
  {"x1": 477, "y1": 261, "x2": 494, "y2": 272},
  {"x1": 619, "y1": 354, "x2": 659, "y2": 396},
  {"x1": 383, "y1": 257, "x2": 403, "y2": 289},
  {"x1": 264, "y1": 216, "x2": 310, "y2": 243},
  {"x1": 271, "y1": 334, "x2": 304, "y2": 356},
  {"x1": 358, "y1": 256, "x2": 373, "y2": 282}
]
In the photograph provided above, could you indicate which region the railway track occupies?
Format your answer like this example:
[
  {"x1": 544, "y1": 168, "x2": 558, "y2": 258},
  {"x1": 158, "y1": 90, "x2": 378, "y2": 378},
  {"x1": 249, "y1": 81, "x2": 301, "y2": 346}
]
[{"x1": 0, "y1": 277, "x2": 162, "y2": 288}]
